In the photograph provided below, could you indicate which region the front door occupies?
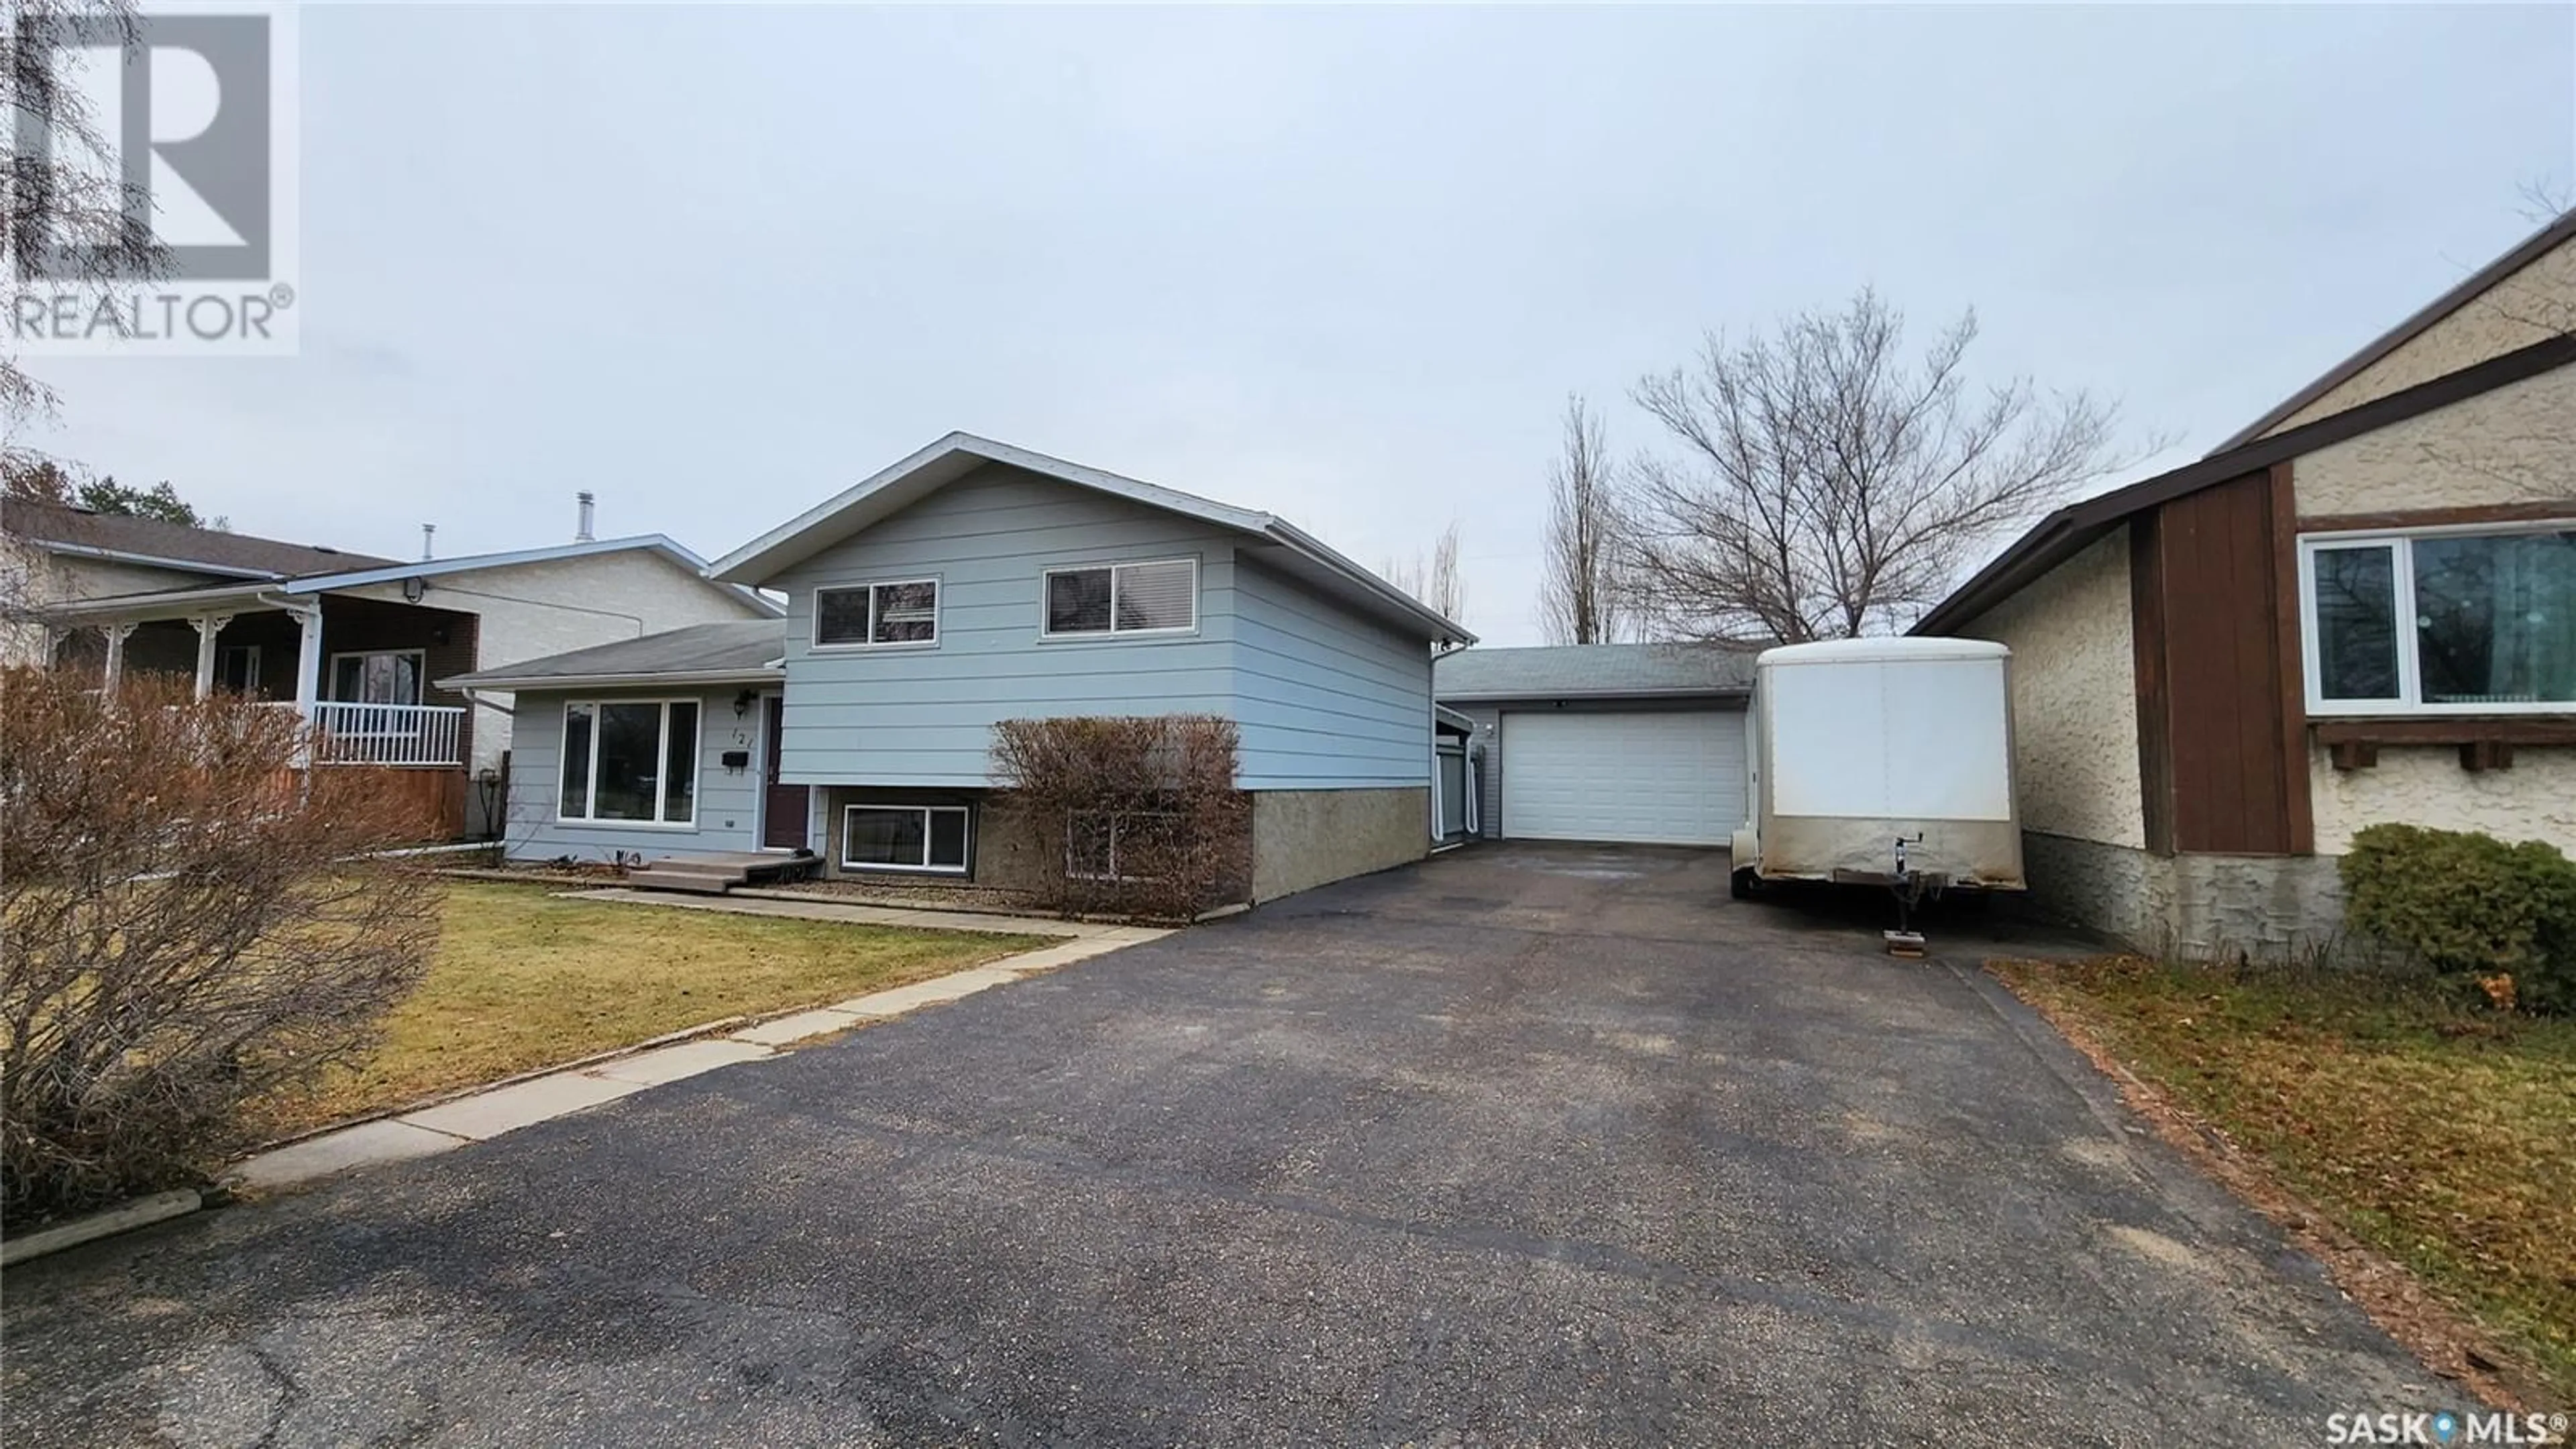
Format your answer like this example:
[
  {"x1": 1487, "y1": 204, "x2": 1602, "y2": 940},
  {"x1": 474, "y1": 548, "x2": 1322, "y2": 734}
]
[{"x1": 761, "y1": 694, "x2": 810, "y2": 851}]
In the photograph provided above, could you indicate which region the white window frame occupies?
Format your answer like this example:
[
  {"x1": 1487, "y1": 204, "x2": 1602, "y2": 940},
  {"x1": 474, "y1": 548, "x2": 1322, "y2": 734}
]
[
  {"x1": 557, "y1": 697, "x2": 702, "y2": 828},
  {"x1": 217, "y1": 643, "x2": 262, "y2": 693},
  {"x1": 811, "y1": 578, "x2": 941, "y2": 651},
  {"x1": 2299, "y1": 520, "x2": 2576, "y2": 717},
  {"x1": 1065, "y1": 809, "x2": 1176, "y2": 882},
  {"x1": 841, "y1": 803, "x2": 971, "y2": 873},
  {"x1": 1039, "y1": 557, "x2": 1199, "y2": 640},
  {"x1": 327, "y1": 647, "x2": 426, "y2": 706}
]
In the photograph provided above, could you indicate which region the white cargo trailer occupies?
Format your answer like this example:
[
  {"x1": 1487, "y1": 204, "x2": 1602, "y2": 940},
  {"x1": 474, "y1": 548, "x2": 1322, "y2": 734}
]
[{"x1": 1730, "y1": 637, "x2": 2023, "y2": 900}]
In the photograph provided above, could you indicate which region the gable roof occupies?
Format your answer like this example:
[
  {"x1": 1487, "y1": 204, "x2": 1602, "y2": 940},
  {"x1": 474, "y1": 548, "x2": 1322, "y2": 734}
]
[
  {"x1": 2, "y1": 497, "x2": 391, "y2": 579},
  {"x1": 439, "y1": 619, "x2": 787, "y2": 690},
  {"x1": 2212, "y1": 208, "x2": 2576, "y2": 453},
  {"x1": 708, "y1": 432, "x2": 1472, "y2": 645},
  {"x1": 1914, "y1": 329, "x2": 2576, "y2": 637},
  {"x1": 1434, "y1": 642, "x2": 1757, "y2": 701},
  {"x1": 42, "y1": 534, "x2": 784, "y2": 620}
]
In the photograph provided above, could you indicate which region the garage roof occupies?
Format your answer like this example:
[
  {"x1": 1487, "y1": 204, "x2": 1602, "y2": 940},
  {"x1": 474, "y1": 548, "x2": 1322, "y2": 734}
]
[{"x1": 1434, "y1": 643, "x2": 1756, "y2": 702}]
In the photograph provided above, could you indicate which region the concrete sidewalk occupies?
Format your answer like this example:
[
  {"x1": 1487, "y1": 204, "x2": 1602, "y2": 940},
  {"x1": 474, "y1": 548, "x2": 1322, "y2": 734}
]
[
  {"x1": 229, "y1": 921, "x2": 1168, "y2": 1193},
  {"x1": 560, "y1": 886, "x2": 1140, "y2": 938}
]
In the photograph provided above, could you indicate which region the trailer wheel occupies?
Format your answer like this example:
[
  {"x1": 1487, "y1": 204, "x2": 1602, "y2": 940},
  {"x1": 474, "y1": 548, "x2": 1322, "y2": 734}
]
[{"x1": 1729, "y1": 866, "x2": 1762, "y2": 900}]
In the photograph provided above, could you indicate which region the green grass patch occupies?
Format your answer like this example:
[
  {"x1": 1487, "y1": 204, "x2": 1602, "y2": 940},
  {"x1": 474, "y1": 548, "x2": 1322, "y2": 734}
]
[
  {"x1": 255, "y1": 883, "x2": 1050, "y2": 1137},
  {"x1": 1992, "y1": 956, "x2": 2576, "y2": 1401}
]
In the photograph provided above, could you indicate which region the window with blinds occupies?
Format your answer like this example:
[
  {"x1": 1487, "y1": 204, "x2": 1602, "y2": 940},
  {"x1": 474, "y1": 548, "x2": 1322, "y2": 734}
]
[{"x1": 1042, "y1": 559, "x2": 1197, "y2": 637}]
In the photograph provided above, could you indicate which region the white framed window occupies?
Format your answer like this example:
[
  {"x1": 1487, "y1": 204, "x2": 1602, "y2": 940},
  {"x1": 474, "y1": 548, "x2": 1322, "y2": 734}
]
[
  {"x1": 843, "y1": 804, "x2": 969, "y2": 873},
  {"x1": 559, "y1": 698, "x2": 700, "y2": 825},
  {"x1": 1066, "y1": 810, "x2": 1177, "y2": 881},
  {"x1": 1042, "y1": 558, "x2": 1197, "y2": 638},
  {"x1": 813, "y1": 580, "x2": 939, "y2": 649},
  {"x1": 2300, "y1": 523, "x2": 2576, "y2": 715},
  {"x1": 329, "y1": 648, "x2": 423, "y2": 705},
  {"x1": 217, "y1": 643, "x2": 261, "y2": 694}
]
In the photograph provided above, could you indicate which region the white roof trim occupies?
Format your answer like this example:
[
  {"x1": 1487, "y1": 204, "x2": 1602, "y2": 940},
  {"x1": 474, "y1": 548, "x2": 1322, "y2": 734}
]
[
  {"x1": 708, "y1": 431, "x2": 1471, "y2": 644},
  {"x1": 436, "y1": 665, "x2": 786, "y2": 692},
  {"x1": 31, "y1": 540, "x2": 288, "y2": 580},
  {"x1": 42, "y1": 535, "x2": 784, "y2": 621},
  {"x1": 1436, "y1": 686, "x2": 1751, "y2": 703}
]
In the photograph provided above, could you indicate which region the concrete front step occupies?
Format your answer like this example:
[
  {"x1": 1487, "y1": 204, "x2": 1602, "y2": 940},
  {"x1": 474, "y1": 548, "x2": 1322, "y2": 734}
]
[{"x1": 625, "y1": 868, "x2": 740, "y2": 895}]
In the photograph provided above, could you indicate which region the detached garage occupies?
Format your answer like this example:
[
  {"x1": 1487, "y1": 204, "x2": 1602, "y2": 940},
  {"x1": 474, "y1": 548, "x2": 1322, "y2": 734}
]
[{"x1": 1434, "y1": 643, "x2": 1757, "y2": 847}]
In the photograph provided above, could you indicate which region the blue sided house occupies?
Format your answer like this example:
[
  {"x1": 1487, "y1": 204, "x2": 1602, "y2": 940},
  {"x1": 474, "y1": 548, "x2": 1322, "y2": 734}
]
[{"x1": 442, "y1": 433, "x2": 1477, "y2": 903}]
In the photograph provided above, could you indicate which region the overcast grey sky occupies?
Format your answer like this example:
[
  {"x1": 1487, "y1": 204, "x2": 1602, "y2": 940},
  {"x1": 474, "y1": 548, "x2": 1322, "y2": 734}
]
[{"x1": 25, "y1": 3, "x2": 2576, "y2": 643}]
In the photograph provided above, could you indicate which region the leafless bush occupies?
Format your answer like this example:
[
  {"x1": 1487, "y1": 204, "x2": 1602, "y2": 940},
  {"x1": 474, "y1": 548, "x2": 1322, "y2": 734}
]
[
  {"x1": 1, "y1": 671, "x2": 441, "y2": 1226},
  {"x1": 989, "y1": 715, "x2": 1250, "y2": 920}
]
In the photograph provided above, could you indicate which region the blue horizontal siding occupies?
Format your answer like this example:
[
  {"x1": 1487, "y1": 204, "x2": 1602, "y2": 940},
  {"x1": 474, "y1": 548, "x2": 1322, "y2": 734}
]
[
  {"x1": 501, "y1": 687, "x2": 765, "y2": 862},
  {"x1": 1230, "y1": 555, "x2": 1431, "y2": 790},
  {"x1": 773, "y1": 465, "x2": 1244, "y2": 788}
]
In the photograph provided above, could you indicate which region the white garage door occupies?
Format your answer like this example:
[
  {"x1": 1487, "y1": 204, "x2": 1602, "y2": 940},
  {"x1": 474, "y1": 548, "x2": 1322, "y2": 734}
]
[{"x1": 1500, "y1": 710, "x2": 1746, "y2": 846}]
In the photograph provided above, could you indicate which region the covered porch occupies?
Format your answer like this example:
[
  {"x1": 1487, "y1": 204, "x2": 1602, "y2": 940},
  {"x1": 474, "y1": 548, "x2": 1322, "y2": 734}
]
[{"x1": 50, "y1": 588, "x2": 480, "y2": 837}]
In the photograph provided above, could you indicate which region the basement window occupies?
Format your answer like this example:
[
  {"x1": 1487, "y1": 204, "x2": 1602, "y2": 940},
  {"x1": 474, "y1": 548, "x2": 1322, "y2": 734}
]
[
  {"x1": 2301, "y1": 526, "x2": 2576, "y2": 714},
  {"x1": 843, "y1": 804, "x2": 969, "y2": 873}
]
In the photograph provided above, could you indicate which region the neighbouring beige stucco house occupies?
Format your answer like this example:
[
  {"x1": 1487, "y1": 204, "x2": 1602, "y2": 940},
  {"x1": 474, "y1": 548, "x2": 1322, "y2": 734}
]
[
  {"x1": 1916, "y1": 209, "x2": 2576, "y2": 957},
  {"x1": 5, "y1": 496, "x2": 778, "y2": 837}
]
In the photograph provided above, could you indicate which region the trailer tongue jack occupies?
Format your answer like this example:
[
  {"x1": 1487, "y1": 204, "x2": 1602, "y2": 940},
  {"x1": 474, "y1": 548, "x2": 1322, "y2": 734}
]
[{"x1": 1883, "y1": 834, "x2": 1929, "y2": 958}]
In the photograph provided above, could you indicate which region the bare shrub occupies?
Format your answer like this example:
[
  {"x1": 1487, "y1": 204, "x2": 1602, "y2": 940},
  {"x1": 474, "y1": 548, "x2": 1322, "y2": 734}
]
[
  {"x1": 1, "y1": 671, "x2": 441, "y2": 1226},
  {"x1": 989, "y1": 716, "x2": 1250, "y2": 920}
]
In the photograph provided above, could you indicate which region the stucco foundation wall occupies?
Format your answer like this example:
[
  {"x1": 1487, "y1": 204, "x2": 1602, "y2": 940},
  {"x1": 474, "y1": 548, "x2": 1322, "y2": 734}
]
[
  {"x1": 1954, "y1": 530, "x2": 2145, "y2": 849},
  {"x1": 2310, "y1": 744, "x2": 2576, "y2": 858},
  {"x1": 2024, "y1": 831, "x2": 2355, "y2": 963},
  {"x1": 1250, "y1": 788, "x2": 1427, "y2": 902},
  {"x1": 2290, "y1": 364, "x2": 2575, "y2": 518}
]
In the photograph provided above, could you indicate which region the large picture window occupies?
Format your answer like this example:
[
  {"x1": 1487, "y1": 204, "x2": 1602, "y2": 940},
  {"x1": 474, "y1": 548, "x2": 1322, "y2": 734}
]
[
  {"x1": 2301, "y1": 527, "x2": 2576, "y2": 714},
  {"x1": 559, "y1": 699, "x2": 700, "y2": 824},
  {"x1": 842, "y1": 804, "x2": 969, "y2": 873},
  {"x1": 814, "y1": 580, "x2": 939, "y2": 648},
  {"x1": 1042, "y1": 559, "x2": 1197, "y2": 637}
]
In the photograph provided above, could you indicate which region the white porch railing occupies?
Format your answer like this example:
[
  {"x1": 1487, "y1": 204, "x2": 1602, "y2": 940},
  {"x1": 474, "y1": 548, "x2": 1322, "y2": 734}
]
[{"x1": 301, "y1": 702, "x2": 466, "y2": 767}]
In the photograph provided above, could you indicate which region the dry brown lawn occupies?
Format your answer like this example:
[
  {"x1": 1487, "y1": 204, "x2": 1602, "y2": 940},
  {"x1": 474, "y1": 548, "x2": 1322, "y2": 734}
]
[
  {"x1": 254, "y1": 882, "x2": 1048, "y2": 1138},
  {"x1": 1992, "y1": 955, "x2": 2576, "y2": 1404}
]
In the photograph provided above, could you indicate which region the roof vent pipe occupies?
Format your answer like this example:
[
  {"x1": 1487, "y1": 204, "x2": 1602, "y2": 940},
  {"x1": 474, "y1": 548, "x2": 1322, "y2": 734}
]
[
  {"x1": 575, "y1": 491, "x2": 596, "y2": 543},
  {"x1": 420, "y1": 523, "x2": 436, "y2": 561}
]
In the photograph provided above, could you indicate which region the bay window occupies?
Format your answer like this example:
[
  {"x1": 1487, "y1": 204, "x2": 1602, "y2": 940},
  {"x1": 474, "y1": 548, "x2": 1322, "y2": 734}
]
[
  {"x1": 2301, "y1": 526, "x2": 2576, "y2": 714},
  {"x1": 559, "y1": 699, "x2": 699, "y2": 824}
]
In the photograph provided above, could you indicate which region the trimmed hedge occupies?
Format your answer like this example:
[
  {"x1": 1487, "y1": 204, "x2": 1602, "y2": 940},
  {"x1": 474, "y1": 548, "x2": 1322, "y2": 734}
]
[{"x1": 2340, "y1": 823, "x2": 2576, "y2": 1015}]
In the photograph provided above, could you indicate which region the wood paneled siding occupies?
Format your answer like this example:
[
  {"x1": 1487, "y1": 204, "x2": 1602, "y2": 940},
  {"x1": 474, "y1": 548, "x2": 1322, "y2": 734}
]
[
  {"x1": 500, "y1": 687, "x2": 763, "y2": 862},
  {"x1": 1230, "y1": 556, "x2": 1433, "y2": 790},
  {"x1": 2130, "y1": 469, "x2": 2308, "y2": 855},
  {"x1": 771, "y1": 465, "x2": 1242, "y2": 788}
]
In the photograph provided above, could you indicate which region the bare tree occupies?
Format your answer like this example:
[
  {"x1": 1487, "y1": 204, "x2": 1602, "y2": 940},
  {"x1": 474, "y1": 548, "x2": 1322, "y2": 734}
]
[
  {"x1": 1620, "y1": 288, "x2": 2134, "y2": 642},
  {"x1": 3, "y1": 0, "x2": 170, "y2": 476},
  {"x1": 2, "y1": 672, "x2": 439, "y2": 1224},
  {"x1": 1538, "y1": 393, "x2": 1633, "y2": 643},
  {"x1": 1383, "y1": 521, "x2": 1467, "y2": 625}
]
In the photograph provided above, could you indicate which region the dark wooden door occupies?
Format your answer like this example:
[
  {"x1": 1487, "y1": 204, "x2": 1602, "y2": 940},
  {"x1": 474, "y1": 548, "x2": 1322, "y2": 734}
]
[{"x1": 761, "y1": 695, "x2": 810, "y2": 850}]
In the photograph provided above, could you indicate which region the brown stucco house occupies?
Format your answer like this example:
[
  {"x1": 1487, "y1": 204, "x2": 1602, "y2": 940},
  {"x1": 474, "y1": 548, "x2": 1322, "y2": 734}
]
[{"x1": 1916, "y1": 210, "x2": 2575, "y2": 956}]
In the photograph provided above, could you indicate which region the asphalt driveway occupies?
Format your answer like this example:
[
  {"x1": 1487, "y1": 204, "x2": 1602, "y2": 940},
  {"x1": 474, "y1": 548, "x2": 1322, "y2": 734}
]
[{"x1": 4, "y1": 844, "x2": 2434, "y2": 1446}]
